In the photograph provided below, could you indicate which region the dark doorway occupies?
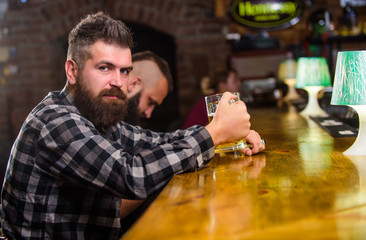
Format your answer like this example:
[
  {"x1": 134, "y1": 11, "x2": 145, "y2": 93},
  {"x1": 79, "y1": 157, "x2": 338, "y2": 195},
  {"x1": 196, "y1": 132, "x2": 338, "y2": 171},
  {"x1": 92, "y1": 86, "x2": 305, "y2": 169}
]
[{"x1": 125, "y1": 21, "x2": 181, "y2": 131}]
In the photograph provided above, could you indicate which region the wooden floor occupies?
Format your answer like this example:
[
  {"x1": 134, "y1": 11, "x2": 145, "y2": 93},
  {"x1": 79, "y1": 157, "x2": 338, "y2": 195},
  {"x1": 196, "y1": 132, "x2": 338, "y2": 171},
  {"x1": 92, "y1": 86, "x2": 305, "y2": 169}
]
[{"x1": 121, "y1": 105, "x2": 366, "y2": 240}]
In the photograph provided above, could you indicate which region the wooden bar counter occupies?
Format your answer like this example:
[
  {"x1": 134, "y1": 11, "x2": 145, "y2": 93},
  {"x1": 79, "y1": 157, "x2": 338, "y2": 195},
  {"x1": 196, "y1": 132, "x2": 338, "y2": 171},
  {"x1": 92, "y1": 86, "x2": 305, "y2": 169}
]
[{"x1": 122, "y1": 107, "x2": 366, "y2": 239}]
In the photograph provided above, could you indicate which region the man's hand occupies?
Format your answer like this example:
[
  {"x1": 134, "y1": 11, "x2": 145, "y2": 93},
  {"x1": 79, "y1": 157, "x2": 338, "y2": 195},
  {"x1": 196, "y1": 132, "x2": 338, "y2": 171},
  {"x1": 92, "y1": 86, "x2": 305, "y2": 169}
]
[
  {"x1": 205, "y1": 92, "x2": 251, "y2": 147},
  {"x1": 240, "y1": 130, "x2": 265, "y2": 156}
]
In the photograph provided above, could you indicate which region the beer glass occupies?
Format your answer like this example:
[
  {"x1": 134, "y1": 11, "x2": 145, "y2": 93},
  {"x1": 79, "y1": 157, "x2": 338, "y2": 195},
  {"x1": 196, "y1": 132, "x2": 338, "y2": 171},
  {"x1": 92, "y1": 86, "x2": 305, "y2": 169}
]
[{"x1": 205, "y1": 92, "x2": 252, "y2": 154}]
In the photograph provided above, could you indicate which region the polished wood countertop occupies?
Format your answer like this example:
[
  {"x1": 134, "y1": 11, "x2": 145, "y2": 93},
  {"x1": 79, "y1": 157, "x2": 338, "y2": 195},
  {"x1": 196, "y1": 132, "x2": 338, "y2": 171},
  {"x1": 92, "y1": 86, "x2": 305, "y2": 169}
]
[{"x1": 122, "y1": 107, "x2": 366, "y2": 240}]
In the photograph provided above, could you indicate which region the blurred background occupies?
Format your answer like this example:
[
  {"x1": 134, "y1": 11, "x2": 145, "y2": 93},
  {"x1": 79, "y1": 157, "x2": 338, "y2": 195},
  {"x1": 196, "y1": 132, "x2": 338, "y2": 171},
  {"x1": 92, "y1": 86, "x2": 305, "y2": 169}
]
[{"x1": 0, "y1": 0, "x2": 366, "y2": 182}]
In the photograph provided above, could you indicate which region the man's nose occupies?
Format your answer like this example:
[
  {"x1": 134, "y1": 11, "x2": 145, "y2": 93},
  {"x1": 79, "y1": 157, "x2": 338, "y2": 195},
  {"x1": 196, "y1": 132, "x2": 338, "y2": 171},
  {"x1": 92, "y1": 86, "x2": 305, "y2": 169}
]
[
  {"x1": 144, "y1": 106, "x2": 155, "y2": 119},
  {"x1": 110, "y1": 72, "x2": 126, "y2": 88}
]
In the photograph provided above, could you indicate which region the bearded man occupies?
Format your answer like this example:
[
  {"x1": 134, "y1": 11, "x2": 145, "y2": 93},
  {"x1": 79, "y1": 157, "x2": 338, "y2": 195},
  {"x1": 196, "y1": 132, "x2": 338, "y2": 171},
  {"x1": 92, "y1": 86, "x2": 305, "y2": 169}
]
[
  {"x1": 124, "y1": 50, "x2": 172, "y2": 126},
  {"x1": 0, "y1": 12, "x2": 264, "y2": 240}
]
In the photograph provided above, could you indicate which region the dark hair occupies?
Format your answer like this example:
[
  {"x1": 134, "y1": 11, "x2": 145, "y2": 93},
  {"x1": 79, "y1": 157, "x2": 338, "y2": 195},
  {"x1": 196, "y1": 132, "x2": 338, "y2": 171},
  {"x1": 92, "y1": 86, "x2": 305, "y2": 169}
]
[
  {"x1": 132, "y1": 51, "x2": 173, "y2": 92},
  {"x1": 67, "y1": 12, "x2": 134, "y2": 70},
  {"x1": 209, "y1": 68, "x2": 237, "y2": 91}
]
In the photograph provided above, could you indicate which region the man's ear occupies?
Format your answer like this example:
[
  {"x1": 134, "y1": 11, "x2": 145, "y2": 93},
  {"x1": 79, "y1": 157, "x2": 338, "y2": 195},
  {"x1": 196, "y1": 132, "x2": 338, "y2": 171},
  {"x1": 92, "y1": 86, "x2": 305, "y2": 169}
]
[
  {"x1": 65, "y1": 59, "x2": 78, "y2": 85},
  {"x1": 127, "y1": 76, "x2": 142, "y2": 95}
]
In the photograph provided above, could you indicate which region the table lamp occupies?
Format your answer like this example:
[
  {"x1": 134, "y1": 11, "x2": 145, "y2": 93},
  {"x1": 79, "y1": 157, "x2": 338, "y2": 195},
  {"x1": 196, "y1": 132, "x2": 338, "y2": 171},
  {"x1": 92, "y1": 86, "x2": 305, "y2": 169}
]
[
  {"x1": 331, "y1": 50, "x2": 366, "y2": 155},
  {"x1": 278, "y1": 59, "x2": 300, "y2": 101},
  {"x1": 295, "y1": 57, "x2": 332, "y2": 117}
]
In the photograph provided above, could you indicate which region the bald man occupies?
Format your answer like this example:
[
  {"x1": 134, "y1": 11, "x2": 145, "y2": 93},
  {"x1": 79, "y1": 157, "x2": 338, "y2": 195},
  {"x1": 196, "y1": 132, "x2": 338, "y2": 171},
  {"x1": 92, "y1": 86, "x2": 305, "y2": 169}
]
[
  {"x1": 124, "y1": 51, "x2": 173, "y2": 125},
  {"x1": 120, "y1": 51, "x2": 173, "y2": 231}
]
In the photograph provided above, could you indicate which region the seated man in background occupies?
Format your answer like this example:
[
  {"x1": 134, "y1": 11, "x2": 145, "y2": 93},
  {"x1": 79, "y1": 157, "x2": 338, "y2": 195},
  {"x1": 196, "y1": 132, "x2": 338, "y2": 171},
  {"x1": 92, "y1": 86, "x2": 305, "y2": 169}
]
[
  {"x1": 124, "y1": 51, "x2": 173, "y2": 126},
  {"x1": 121, "y1": 51, "x2": 173, "y2": 231},
  {"x1": 0, "y1": 12, "x2": 264, "y2": 239},
  {"x1": 181, "y1": 68, "x2": 241, "y2": 129}
]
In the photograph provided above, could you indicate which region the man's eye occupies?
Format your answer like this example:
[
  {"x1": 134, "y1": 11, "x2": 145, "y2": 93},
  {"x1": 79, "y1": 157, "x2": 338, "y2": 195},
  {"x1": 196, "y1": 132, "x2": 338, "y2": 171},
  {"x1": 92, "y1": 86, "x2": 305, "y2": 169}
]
[
  {"x1": 99, "y1": 66, "x2": 109, "y2": 71},
  {"x1": 121, "y1": 68, "x2": 131, "y2": 75},
  {"x1": 149, "y1": 99, "x2": 157, "y2": 107}
]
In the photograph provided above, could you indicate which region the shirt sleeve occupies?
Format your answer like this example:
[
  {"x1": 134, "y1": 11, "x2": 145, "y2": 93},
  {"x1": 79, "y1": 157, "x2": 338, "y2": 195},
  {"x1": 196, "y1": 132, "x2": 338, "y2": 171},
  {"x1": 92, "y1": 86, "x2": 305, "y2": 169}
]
[{"x1": 36, "y1": 111, "x2": 215, "y2": 200}]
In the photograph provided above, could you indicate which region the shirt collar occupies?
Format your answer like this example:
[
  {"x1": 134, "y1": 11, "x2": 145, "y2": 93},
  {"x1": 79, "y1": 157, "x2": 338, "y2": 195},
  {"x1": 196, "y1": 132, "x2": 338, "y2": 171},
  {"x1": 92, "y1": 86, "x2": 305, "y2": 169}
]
[{"x1": 60, "y1": 86, "x2": 75, "y2": 106}]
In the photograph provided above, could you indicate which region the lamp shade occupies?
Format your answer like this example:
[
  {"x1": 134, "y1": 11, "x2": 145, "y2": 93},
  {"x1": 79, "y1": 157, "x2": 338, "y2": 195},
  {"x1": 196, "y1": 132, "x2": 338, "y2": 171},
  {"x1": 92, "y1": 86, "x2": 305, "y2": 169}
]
[
  {"x1": 331, "y1": 50, "x2": 366, "y2": 105},
  {"x1": 330, "y1": 50, "x2": 366, "y2": 155},
  {"x1": 278, "y1": 59, "x2": 301, "y2": 102},
  {"x1": 295, "y1": 57, "x2": 332, "y2": 88},
  {"x1": 278, "y1": 59, "x2": 297, "y2": 82}
]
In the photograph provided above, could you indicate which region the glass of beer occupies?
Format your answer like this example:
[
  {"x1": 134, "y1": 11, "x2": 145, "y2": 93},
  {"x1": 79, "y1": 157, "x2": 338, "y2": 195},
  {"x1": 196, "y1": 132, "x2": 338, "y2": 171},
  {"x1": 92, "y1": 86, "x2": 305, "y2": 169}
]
[{"x1": 205, "y1": 92, "x2": 250, "y2": 154}]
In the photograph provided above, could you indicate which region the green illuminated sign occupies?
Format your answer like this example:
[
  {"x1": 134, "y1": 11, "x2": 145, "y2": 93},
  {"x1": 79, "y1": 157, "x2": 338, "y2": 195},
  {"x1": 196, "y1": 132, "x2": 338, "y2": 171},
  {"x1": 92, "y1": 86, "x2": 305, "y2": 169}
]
[{"x1": 230, "y1": 0, "x2": 304, "y2": 29}]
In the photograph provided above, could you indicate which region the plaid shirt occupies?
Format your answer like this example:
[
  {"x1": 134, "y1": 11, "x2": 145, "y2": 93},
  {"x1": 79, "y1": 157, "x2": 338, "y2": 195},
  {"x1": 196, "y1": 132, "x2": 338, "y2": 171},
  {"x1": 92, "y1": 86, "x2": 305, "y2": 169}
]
[{"x1": 0, "y1": 87, "x2": 214, "y2": 239}]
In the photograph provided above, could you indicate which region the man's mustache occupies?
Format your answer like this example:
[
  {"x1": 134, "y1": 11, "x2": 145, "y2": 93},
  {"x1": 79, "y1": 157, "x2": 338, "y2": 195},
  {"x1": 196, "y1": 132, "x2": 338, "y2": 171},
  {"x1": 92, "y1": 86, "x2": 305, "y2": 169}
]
[{"x1": 99, "y1": 88, "x2": 126, "y2": 100}]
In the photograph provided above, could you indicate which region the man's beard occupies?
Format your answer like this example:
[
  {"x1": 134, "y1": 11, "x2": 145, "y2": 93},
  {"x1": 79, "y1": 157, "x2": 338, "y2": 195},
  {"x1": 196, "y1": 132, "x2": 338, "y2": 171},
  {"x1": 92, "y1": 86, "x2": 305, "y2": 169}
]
[
  {"x1": 124, "y1": 91, "x2": 144, "y2": 126},
  {"x1": 73, "y1": 75, "x2": 128, "y2": 132}
]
